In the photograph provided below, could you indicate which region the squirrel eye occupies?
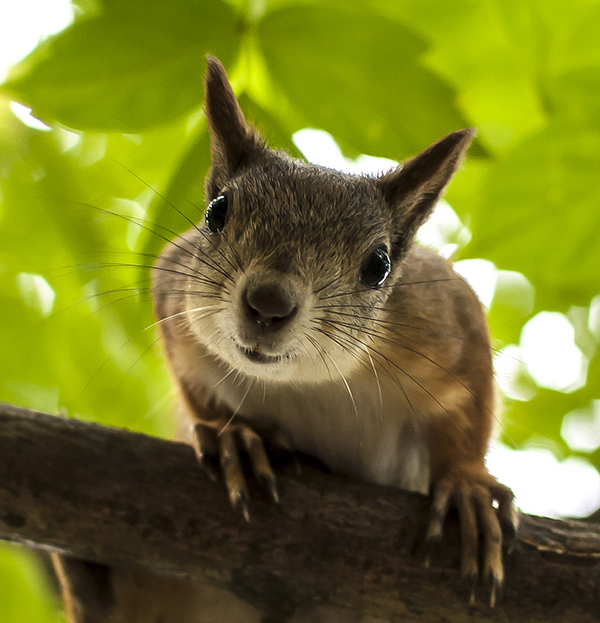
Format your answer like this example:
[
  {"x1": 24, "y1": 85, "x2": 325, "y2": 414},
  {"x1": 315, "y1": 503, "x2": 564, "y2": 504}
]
[
  {"x1": 359, "y1": 245, "x2": 391, "y2": 288},
  {"x1": 205, "y1": 195, "x2": 228, "y2": 233}
]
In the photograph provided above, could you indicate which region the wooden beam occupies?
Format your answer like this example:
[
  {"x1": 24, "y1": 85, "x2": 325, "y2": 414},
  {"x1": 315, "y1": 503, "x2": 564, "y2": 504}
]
[{"x1": 1, "y1": 402, "x2": 599, "y2": 621}]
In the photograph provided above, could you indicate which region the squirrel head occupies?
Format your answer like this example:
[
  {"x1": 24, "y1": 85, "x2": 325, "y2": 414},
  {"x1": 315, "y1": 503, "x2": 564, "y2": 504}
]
[{"x1": 180, "y1": 56, "x2": 473, "y2": 384}]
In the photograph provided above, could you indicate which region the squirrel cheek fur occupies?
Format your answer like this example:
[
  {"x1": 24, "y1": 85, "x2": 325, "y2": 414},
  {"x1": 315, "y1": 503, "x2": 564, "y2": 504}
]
[
  {"x1": 153, "y1": 56, "x2": 518, "y2": 605},
  {"x1": 55, "y1": 56, "x2": 517, "y2": 621}
]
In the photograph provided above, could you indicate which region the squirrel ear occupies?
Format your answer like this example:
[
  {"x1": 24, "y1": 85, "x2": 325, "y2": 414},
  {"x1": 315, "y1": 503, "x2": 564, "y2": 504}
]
[
  {"x1": 204, "y1": 56, "x2": 266, "y2": 198},
  {"x1": 377, "y1": 129, "x2": 474, "y2": 253}
]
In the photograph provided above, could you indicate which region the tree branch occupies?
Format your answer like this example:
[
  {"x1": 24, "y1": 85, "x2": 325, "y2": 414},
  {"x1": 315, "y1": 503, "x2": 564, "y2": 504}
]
[{"x1": 1, "y1": 402, "x2": 600, "y2": 622}]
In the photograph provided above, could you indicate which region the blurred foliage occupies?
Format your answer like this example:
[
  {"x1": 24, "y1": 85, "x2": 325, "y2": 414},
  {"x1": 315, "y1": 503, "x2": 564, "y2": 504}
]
[{"x1": 1, "y1": 0, "x2": 600, "y2": 620}]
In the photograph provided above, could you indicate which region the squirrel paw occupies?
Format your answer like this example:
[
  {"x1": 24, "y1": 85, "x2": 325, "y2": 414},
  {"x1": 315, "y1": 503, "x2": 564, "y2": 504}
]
[
  {"x1": 425, "y1": 471, "x2": 518, "y2": 607},
  {"x1": 192, "y1": 421, "x2": 280, "y2": 521}
]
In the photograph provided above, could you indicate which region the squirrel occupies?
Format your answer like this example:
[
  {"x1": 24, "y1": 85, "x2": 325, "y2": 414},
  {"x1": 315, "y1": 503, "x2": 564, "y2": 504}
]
[{"x1": 53, "y1": 56, "x2": 517, "y2": 622}]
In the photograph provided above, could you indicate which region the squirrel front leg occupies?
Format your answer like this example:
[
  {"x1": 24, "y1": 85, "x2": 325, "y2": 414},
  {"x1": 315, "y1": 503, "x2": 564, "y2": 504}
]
[
  {"x1": 178, "y1": 378, "x2": 280, "y2": 520},
  {"x1": 52, "y1": 554, "x2": 115, "y2": 623},
  {"x1": 425, "y1": 407, "x2": 518, "y2": 606}
]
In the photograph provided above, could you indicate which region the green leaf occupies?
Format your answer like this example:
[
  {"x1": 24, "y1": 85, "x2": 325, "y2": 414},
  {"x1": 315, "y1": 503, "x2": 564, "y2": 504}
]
[
  {"x1": 142, "y1": 121, "x2": 211, "y2": 263},
  {"x1": 238, "y1": 93, "x2": 304, "y2": 159},
  {"x1": 2, "y1": 0, "x2": 241, "y2": 132},
  {"x1": 549, "y1": 66, "x2": 600, "y2": 129},
  {"x1": 2, "y1": 1, "x2": 600, "y2": 618},
  {"x1": 0, "y1": 545, "x2": 64, "y2": 623},
  {"x1": 0, "y1": 103, "x2": 173, "y2": 435},
  {"x1": 464, "y1": 124, "x2": 600, "y2": 310},
  {"x1": 502, "y1": 361, "x2": 600, "y2": 458},
  {"x1": 375, "y1": 0, "x2": 550, "y2": 152},
  {"x1": 257, "y1": 4, "x2": 470, "y2": 161}
]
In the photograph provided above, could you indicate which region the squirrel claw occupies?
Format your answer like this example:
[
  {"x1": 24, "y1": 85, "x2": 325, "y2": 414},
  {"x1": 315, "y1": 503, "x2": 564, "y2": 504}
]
[
  {"x1": 261, "y1": 474, "x2": 280, "y2": 504},
  {"x1": 496, "y1": 485, "x2": 520, "y2": 553},
  {"x1": 218, "y1": 428, "x2": 251, "y2": 516},
  {"x1": 192, "y1": 423, "x2": 219, "y2": 482},
  {"x1": 239, "y1": 426, "x2": 280, "y2": 503},
  {"x1": 428, "y1": 471, "x2": 515, "y2": 607},
  {"x1": 191, "y1": 419, "x2": 280, "y2": 512},
  {"x1": 488, "y1": 573, "x2": 499, "y2": 608},
  {"x1": 229, "y1": 488, "x2": 251, "y2": 522},
  {"x1": 467, "y1": 572, "x2": 477, "y2": 605},
  {"x1": 423, "y1": 532, "x2": 442, "y2": 570}
]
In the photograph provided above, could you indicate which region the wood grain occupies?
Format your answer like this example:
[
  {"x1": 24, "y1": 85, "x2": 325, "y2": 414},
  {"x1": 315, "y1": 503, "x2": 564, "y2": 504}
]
[{"x1": 1, "y1": 402, "x2": 600, "y2": 622}]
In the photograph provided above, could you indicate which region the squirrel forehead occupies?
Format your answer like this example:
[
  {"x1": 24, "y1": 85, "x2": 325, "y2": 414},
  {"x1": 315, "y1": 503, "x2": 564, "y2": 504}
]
[{"x1": 225, "y1": 158, "x2": 391, "y2": 235}]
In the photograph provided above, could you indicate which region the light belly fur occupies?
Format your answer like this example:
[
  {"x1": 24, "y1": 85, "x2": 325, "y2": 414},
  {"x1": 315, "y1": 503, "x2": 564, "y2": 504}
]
[{"x1": 211, "y1": 370, "x2": 431, "y2": 494}]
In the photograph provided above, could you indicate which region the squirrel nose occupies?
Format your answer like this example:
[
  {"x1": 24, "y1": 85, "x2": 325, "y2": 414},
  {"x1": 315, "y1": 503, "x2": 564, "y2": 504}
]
[{"x1": 243, "y1": 283, "x2": 297, "y2": 330}]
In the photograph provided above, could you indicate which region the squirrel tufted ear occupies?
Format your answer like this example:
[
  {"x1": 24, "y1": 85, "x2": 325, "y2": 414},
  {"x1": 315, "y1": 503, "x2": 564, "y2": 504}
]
[
  {"x1": 204, "y1": 56, "x2": 266, "y2": 199},
  {"x1": 377, "y1": 129, "x2": 474, "y2": 257}
]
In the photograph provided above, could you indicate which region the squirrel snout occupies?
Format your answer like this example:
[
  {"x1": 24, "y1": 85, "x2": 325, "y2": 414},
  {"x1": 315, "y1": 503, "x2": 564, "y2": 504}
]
[{"x1": 243, "y1": 283, "x2": 298, "y2": 332}]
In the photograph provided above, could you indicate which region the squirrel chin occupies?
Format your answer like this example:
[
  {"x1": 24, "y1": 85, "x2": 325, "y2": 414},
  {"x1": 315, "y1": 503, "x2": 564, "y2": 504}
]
[{"x1": 213, "y1": 342, "x2": 360, "y2": 385}]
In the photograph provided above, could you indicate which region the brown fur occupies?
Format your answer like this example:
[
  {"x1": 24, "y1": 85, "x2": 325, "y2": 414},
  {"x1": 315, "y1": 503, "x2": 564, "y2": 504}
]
[{"x1": 56, "y1": 56, "x2": 515, "y2": 622}]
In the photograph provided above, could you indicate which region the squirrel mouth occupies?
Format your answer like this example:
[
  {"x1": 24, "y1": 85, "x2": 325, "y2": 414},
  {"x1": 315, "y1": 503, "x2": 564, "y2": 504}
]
[{"x1": 240, "y1": 347, "x2": 281, "y2": 364}]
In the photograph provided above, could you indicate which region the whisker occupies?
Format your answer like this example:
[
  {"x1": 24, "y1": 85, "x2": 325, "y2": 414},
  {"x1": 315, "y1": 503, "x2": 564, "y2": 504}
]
[
  {"x1": 111, "y1": 162, "x2": 241, "y2": 277},
  {"x1": 112, "y1": 336, "x2": 162, "y2": 395},
  {"x1": 306, "y1": 334, "x2": 334, "y2": 385},
  {"x1": 108, "y1": 158, "x2": 203, "y2": 235},
  {"x1": 198, "y1": 228, "x2": 243, "y2": 276},
  {"x1": 309, "y1": 323, "x2": 374, "y2": 378},
  {"x1": 70, "y1": 199, "x2": 235, "y2": 284},
  {"x1": 219, "y1": 378, "x2": 254, "y2": 435},
  {"x1": 313, "y1": 262, "x2": 360, "y2": 296},
  {"x1": 324, "y1": 350, "x2": 358, "y2": 420},
  {"x1": 67, "y1": 200, "x2": 197, "y2": 260},
  {"x1": 145, "y1": 304, "x2": 224, "y2": 330},
  {"x1": 319, "y1": 276, "x2": 463, "y2": 301},
  {"x1": 48, "y1": 286, "x2": 150, "y2": 321},
  {"x1": 365, "y1": 348, "x2": 383, "y2": 413},
  {"x1": 214, "y1": 367, "x2": 236, "y2": 390},
  {"x1": 317, "y1": 318, "x2": 458, "y2": 426},
  {"x1": 320, "y1": 310, "x2": 504, "y2": 432},
  {"x1": 70, "y1": 260, "x2": 222, "y2": 291},
  {"x1": 318, "y1": 304, "x2": 518, "y2": 361}
]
